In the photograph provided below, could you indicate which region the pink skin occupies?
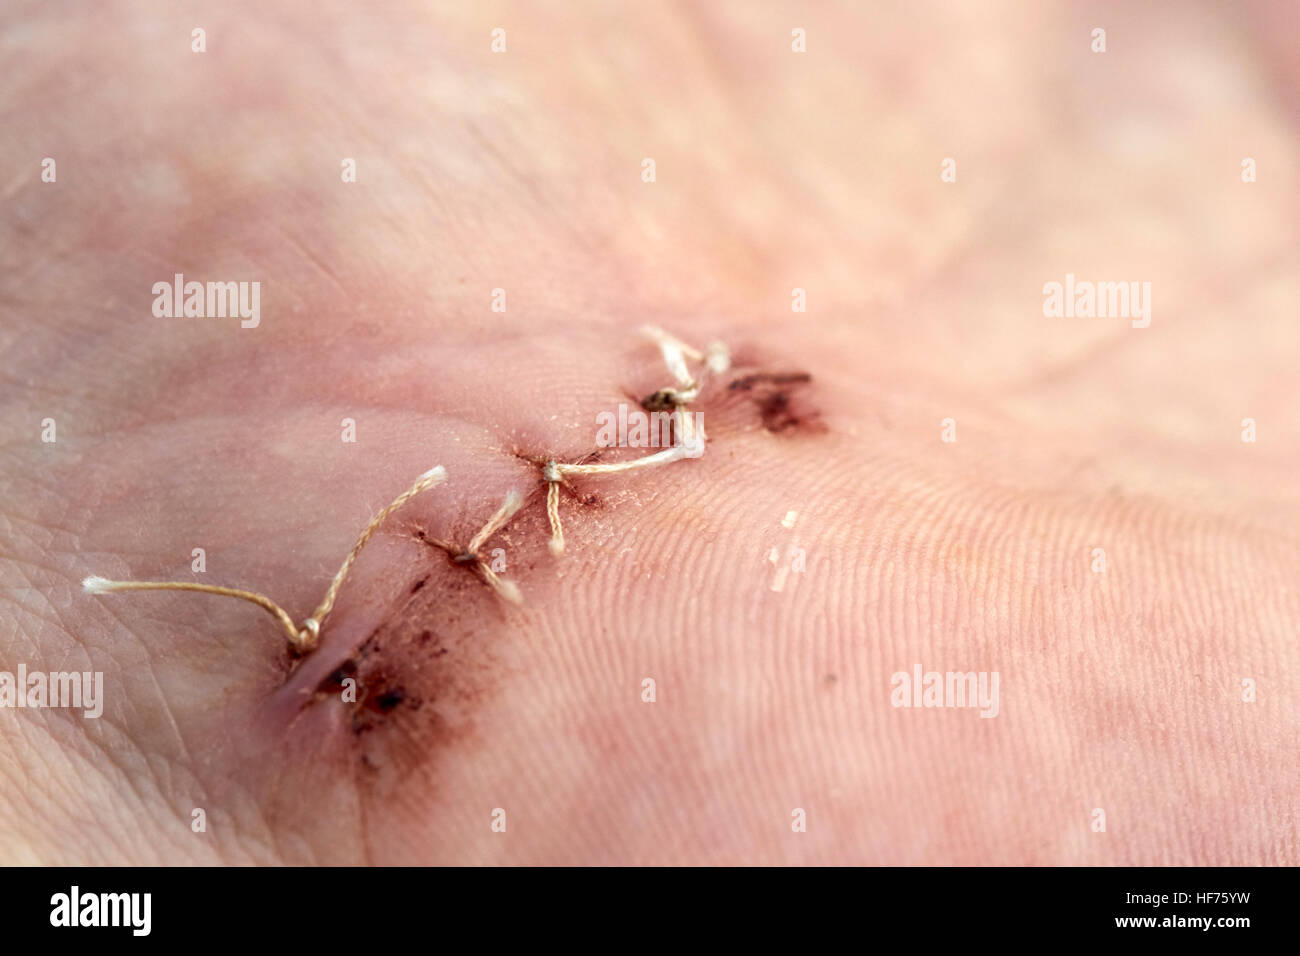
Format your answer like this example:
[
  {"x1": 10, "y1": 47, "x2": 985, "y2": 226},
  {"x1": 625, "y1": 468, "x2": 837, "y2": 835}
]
[{"x1": 2, "y1": 1, "x2": 1298, "y2": 864}]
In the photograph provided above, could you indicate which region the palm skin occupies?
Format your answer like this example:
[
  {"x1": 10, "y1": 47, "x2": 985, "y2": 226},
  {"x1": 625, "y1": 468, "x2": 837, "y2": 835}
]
[{"x1": 1, "y1": 0, "x2": 1297, "y2": 864}]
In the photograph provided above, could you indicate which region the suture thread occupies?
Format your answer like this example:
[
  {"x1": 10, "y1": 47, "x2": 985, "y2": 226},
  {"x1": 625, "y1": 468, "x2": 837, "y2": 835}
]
[
  {"x1": 83, "y1": 328, "x2": 728, "y2": 656},
  {"x1": 420, "y1": 490, "x2": 525, "y2": 605},
  {"x1": 84, "y1": 465, "x2": 447, "y2": 654}
]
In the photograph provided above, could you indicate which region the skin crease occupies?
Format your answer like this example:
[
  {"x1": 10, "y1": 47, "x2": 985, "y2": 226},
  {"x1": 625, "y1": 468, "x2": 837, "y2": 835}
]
[{"x1": 1, "y1": 0, "x2": 1298, "y2": 865}]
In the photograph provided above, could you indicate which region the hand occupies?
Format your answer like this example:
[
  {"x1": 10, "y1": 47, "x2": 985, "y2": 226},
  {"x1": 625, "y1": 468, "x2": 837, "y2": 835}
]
[{"x1": 2, "y1": 0, "x2": 1296, "y2": 864}]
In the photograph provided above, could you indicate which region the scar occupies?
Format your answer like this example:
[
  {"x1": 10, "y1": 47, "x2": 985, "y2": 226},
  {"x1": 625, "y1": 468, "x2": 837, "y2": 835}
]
[
  {"x1": 80, "y1": 328, "x2": 813, "y2": 664},
  {"x1": 727, "y1": 371, "x2": 813, "y2": 392},
  {"x1": 727, "y1": 370, "x2": 824, "y2": 434},
  {"x1": 416, "y1": 491, "x2": 525, "y2": 604}
]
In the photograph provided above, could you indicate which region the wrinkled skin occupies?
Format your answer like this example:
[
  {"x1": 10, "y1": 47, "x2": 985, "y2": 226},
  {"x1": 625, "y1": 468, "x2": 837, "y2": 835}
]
[{"x1": 1, "y1": 1, "x2": 1297, "y2": 865}]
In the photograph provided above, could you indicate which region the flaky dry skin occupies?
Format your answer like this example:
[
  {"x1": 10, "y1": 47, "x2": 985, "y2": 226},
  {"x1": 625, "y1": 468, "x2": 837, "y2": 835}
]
[{"x1": 1, "y1": 1, "x2": 1298, "y2": 864}]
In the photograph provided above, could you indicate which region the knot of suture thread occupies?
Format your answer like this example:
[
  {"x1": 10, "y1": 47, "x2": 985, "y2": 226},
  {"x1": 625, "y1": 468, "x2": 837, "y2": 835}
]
[
  {"x1": 292, "y1": 617, "x2": 321, "y2": 655},
  {"x1": 542, "y1": 460, "x2": 562, "y2": 483},
  {"x1": 644, "y1": 385, "x2": 696, "y2": 411}
]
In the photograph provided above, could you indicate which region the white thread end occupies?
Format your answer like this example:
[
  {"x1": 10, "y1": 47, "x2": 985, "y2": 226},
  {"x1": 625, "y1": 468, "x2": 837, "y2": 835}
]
[
  {"x1": 502, "y1": 489, "x2": 523, "y2": 514},
  {"x1": 82, "y1": 575, "x2": 116, "y2": 594},
  {"x1": 705, "y1": 341, "x2": 731, "y2": 373},
  {"x1": 497, "y1": 578, "x2": 524, "y2": 605},
  {"x1": 417, "y1": 465, "x2": 447, "y2": 484},
  {"x1": 640, "y1": 324, "x2": 703, "y2": 358},
  {"x1": 548, "y1": 537, "x2": 565, "y2": 557}
]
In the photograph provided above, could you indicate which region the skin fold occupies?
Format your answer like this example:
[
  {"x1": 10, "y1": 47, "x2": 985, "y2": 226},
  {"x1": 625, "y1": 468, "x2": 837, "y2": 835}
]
[{"x1": 1, "y1": 0, "x2": 1297, "y2": 864}]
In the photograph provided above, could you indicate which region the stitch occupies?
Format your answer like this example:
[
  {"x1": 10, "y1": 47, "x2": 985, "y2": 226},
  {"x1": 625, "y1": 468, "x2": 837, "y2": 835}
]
[
  {"x1": 551, "y1": 329, "x2": 714, "y2": 479},
  {"x1": 83, "y1": 465, "x2": 448, "y2": 654},
  {"x1": 419, "y1": 490, "x2": 525, "y2": 605},
  {"x1": 538, "y1": 329, "x2": 720, "y2": 557},
  {"x1": 533, "y1": 454, "x2": 606, "y2": 559},
  {"x1": 551, "y1": 410, "x2": 701, "y2": 477},
  {"x1": 81, "y1": 329, "x2": 731, "y2": 655}
]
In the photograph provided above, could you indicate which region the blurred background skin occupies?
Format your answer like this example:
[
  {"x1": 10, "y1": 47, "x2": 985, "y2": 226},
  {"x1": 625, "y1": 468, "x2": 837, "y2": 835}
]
[{"x1": 0, "y1": 1, "x2": 1297, "y2": 864}]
